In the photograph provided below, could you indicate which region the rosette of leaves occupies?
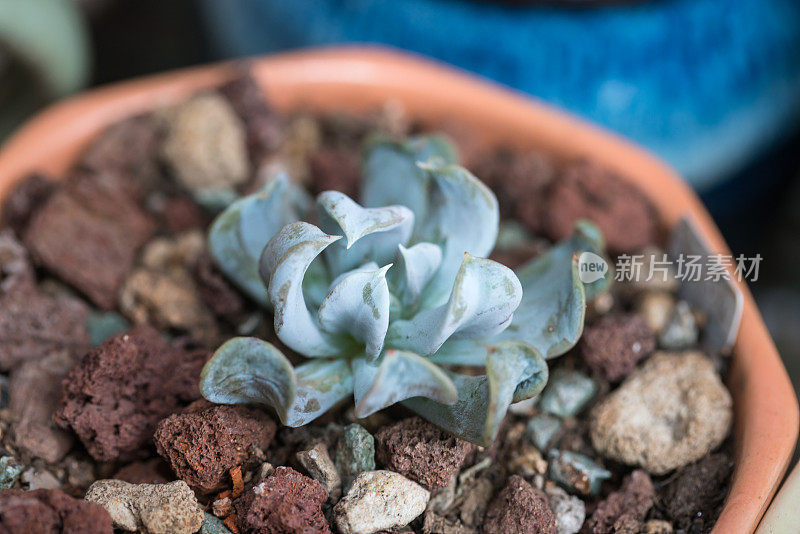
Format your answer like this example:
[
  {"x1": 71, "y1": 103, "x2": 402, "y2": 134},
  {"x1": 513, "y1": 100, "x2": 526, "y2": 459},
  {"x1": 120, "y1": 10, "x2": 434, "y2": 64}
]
[{"x1": 201, "y1": 135, "x2": 610, "y2": 445}]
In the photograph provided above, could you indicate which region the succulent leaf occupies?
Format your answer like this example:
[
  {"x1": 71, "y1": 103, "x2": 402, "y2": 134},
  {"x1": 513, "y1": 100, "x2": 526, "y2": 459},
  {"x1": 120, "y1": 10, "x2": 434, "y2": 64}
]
[
  {"x1": 351, "y1": 350, "x2": 457, "y2": 418},
  {"x1": 317, "y1": 191, "x2": 413, "y2": 274},
  {"x1": 361, "y1": 134, "x2": 458, "y2": 221},
  {"x1": 200, "y1": 337, "x2": 296, "y2": 414},
  {"x1": 260, "y1": 222, "x2": 344, "y2": 357},
  {"x1": 287, "y1": 359, "x2": 354, "y2": 426},
  {"x1": 208, "y1": 174, "x2": 309, "y2": 305},
  {"x1": 318, "y1": 264, "x2": 392, "y2": 361},
  {"x1": 403, "y1": 341, "x2": 547, "y2": 445},
  {"x1": 495, "y1": 221, "x2": 610, "y2": 359},
  {"x1": 387, "y1": 254, "x2": 521, "y2": 356},
  {"x1": 414, "y1": 163, "x2": 500, "y2": 308},
  {"x1": 389, "y1": 243, "x2": 443, "y2": 314}
]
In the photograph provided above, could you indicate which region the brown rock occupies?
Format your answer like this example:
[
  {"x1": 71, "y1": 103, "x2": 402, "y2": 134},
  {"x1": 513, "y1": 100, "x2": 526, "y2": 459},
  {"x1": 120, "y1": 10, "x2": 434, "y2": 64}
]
[
  {"x1": 375, "y1": 417, "x2": 476, "y2": 491},
  {"x1": 161, "y1": 195, "x2": 209, "y2": 233},
  {"x1": 154, "y1": 401, "x2": 276, "y2": 494},
  {"x1": 586, "y1": 470, "x2": 655, "y2": 533},
  {"x1": 77, "y1": 114, "x2": 162, "y2": 194},
  {"x1": 236, "y1": 466, "x2": 331, "y2": 534},
  {"x1": 9, "y1": 351, "x2": 77, "y2": 463},
  {"x1": 193, "y1": 251, "x2": 247, "y2": 324},
  {"x1": 24, "y1": 174, "x2": 155, "y2": 309},
  {"x1": 114, "y1": 459, "x2": 173, "y2": 485},
  {"x1": 471, "y1": 148, "x2": 555, "y2": 235},
  {"x1": 0, "y1": 488, "x2": 113, "y2": 533},
  {"x1": 219, "y1": 72, "x2": 283, "y2": 164},
  {"x1": 0, "y1": 173, "x2": 55, "y2": 235},
  {"x1": 309, "y1": 147, "x2": 361, "y2": 200},
  {"x1": 659, "y1": 453, "x2": 732, "y2": 532},
  {"x1": 55, "y1": 326, "x2": 208, "y2": 462},
  {"x1": 580, "y1": 314, "x2": 656, "y2": 382},
  {"x1": 483, "y1": 475, "x2": 556, "y2": 534},
  {"x1": 543, "y1": 159, "x2": 660, "y2": 254},
  {"x1": 0, "y1": 232, "x2": 90, "y2": 372}
]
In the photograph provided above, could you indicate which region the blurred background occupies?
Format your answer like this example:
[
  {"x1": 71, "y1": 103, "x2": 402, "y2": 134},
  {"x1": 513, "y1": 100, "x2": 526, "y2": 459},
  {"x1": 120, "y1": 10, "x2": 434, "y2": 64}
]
[{"x1": 1, "y1": 0, "x2": 799, "y2": 398}]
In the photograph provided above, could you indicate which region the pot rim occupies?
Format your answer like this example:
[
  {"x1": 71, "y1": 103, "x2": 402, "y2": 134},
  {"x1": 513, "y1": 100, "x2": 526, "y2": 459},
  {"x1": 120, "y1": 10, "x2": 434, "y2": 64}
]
[{"x1": 0, "y1": 45, "x2": 796, "y2": 533}]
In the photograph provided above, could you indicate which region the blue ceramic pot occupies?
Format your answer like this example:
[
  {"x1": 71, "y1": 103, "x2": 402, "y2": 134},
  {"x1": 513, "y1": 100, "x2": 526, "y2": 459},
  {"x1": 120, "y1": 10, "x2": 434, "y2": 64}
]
[{"x1": 199, "y1": 0, "x2": 800, "y2": 191}]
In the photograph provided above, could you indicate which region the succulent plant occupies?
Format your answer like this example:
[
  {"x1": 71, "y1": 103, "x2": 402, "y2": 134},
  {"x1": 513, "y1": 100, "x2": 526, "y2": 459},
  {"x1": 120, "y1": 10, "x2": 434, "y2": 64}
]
[{"x1": 200, "y1": 135, "x2": 610, "y2": 445}]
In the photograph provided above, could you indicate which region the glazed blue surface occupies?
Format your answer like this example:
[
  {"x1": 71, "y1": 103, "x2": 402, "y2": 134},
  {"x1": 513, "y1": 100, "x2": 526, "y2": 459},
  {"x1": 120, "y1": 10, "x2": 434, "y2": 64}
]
[{"x1": 199, "y1": 0, "x2": 800, "y2": 190}]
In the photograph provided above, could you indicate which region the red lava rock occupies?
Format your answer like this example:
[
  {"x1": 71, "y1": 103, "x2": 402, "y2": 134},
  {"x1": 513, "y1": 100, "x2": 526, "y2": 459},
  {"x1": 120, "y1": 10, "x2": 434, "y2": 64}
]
[
  {"x1": 161, "y1": 195, "x2": 209, "y2": 233},
  {"x1": 483, "y1": 475, "x2": 556, "y2": 534},
  {"x1": 0, "y1": 231, "x2": 90, "y2": 372},
  {"x1": 114, "y1": 458, "x2": 174, "y2": 485},
  {"x1": 154, "y1": 400, "x2": 276, "y2": 494},
  {"x1": 0, "y1": 173, "x2": 55, "y2": 235},
  {"x1": 24, "y1": 173, "x2": 155, "y2": 309},
  {"x1": 472, "y1": 148, "x2": 555, "y2": 235},
  {"x1": 375, "y1": 416, "x2": 476, "y2": 491},
  {"x1": 309, "y1": 147, "x2": 362, "y2": 200},
  {"x1": 236, "y1": 466, "x2": 331, "y2": 534},
  {"x1": 543, "y1": 159, "x2": 660, "y2": 253},
  {"x1": 0, "y1": 488, "x2": 113, "y2": 533},
  {"x1": 586, "y1": 470, "x2": 655, "y2": 534},
  {"x1": 659, "y1": 452, "x2": 733, "y2": 532},
  {"x1": 219, "y1": 72, "x2": 283, "y2": 164},
  {"x1": 76, "y1": 114, "x2": 162, "y2": 194},
  {"x1": 193, "y1": 251, "x2": 247, "y2": 324},
  {"x1": 55, "y1": 326, "x2": 209, "y2": 462},
  {"x1": 580, "y1": 314, "x2": 656, "y2": 382}
]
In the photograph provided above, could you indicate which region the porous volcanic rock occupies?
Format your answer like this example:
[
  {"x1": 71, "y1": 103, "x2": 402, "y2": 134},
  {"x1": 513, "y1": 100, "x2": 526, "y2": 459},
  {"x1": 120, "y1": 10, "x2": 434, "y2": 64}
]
[
  {"x1": 483, "y1": 475, "x2": 556, "y2": 534},
  {"x1": 0, "y1": 488, "x2": 113, "y2": 533},
  {"x1": 580, "y1": 314, "x2": 656, "y2": 382}
]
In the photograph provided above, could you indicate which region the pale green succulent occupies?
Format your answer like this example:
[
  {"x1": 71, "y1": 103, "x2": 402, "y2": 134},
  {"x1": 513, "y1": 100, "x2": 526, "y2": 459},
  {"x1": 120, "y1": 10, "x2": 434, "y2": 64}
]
[{"x1": 200, "y1": 135, "x2": 609, "y2": 445}]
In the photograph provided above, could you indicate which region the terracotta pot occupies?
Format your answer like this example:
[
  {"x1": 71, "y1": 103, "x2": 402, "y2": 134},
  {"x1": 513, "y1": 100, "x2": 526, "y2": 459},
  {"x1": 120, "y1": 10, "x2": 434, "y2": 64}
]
[{"x1": 0, "y1": 46, "x2": 796, "y2": 533}]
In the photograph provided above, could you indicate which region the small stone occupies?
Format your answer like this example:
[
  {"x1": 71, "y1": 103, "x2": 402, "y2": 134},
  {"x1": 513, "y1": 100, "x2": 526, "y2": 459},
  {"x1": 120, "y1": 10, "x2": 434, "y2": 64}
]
[
  {"x1": 161, "y1": 93, "x2": 249, "y2": 194},
  {"x1": 0, "y1": 232, "x2": 90, "y2": 372},
  {"x1": 427, "y1": 475, "x2": 457, "y2": 514},
  {"x1": 335, "y1": 424, "x2": 375, "y2": 490},
  {"x1": 219, "y1": 72, "x2": 283, "y2": 164},
  {"x1": 55, "y1": 326, "x2": 208, "y2": 462},
  {"x1": 65, "y1": 456, "x2": 96, "y2": 491},
  {"x1": 586, "y1": 470, "x2": 654, "y2": 533},
  {"x1": 86, "y1": 479, "x2": 203, "y2": 534},
  {"x1": 0, "y1": 457, "x2": 23, "y2": 489},
  {"x1": 543, "y1": 160, "x2": 660, "y2": 254},
  {"x1": 9, "y1": 350, "x2": 77, "y2": 463},
  {"x1": 86, "y1": 310, "x2": 130, "y2": 346},
  {"x1": 193, "y1": 251, "x2": 247, "y2": 325},
  {"x1": 236, "y1": 466, "x2": 330, "y2": 534},
  {"x1": 333, "y1": 470, "x2": 429, "y2": 534},
  {"x1": 527, "y1": 414, "x2": 562, "y2": 451},
  {"x1": 644, "y1": 519, "x2": 673, "y2": 533},
  {"x1": 256, "y1": 462, "x2": 275, "y2": 481},
  {"x1": 545, "y1": 485, "x2": 585, "y2": 534},
  {"x1": 23, "y1": 174, "x2": 155, "y2": 309},
  {"x1": 375, "y1": 417, "x2": 475, "y2": 491},
  {"x1": 636, "y1": 291, "x2": 675, "y2": 334},
  {"x1": 154, "y1": 401, "x2": 276, "y2": 494},
  {"x1": 0, "y1": 173, "x2": 55, "y2": 235},
  {"x1": 659, "y1": 453, "x2": 732, "y2": 532},
  {"x1": 21, "y1": 468, "x2": 61, "y2": 490},
  {"x1": 580, "y1": 314, "x2": 656, "y2": 382},
  {"x1": 120, "y1": 267, "x2": 218, "y2": 346},
  {"x1": 297, "y1": 442, "x2": 342, "y2": 502},
  {"x1": 483, "y1": 475, "x2": 556, "y2": 534},
  {"x1": 508, "y1": 444, "x2": 548, "y2": 477},
  {"x1": 547, "y1": 450, "x2": 611, "y2": 496},
  {"x1": 538, "y1": 369, "x2": 596, "y2": 418},
  {"x1": 422, "y1": 510, "x2": 475, "y2": 534},
  {"x1": 114, "y1": 459, "x2": 173, "y2": 485},
  {"x1": 658, "y1": 301, "x2": 699, "y2": 350},
  {"x1": 590, "y1": 351, "x2": 732, "y2": 474},
  {"x1": 212, "y1": 497, "x2": 232, "y2": 518},
  {"x1": 455, "y1": 476, "x2": 494, "y2": 528},
  {"x1": 0, "y1": 488, "x2": 113, "y2": 533},
  {"x1": 202, "y1": 512, "x2": 234, "y2": 534}
]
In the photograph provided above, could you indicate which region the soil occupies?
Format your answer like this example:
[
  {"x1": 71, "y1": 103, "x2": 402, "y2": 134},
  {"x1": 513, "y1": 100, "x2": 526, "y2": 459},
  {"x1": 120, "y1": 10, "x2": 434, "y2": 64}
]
[{"x1": 0, "y1": 69, "x2": 733, "y2": 534}]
